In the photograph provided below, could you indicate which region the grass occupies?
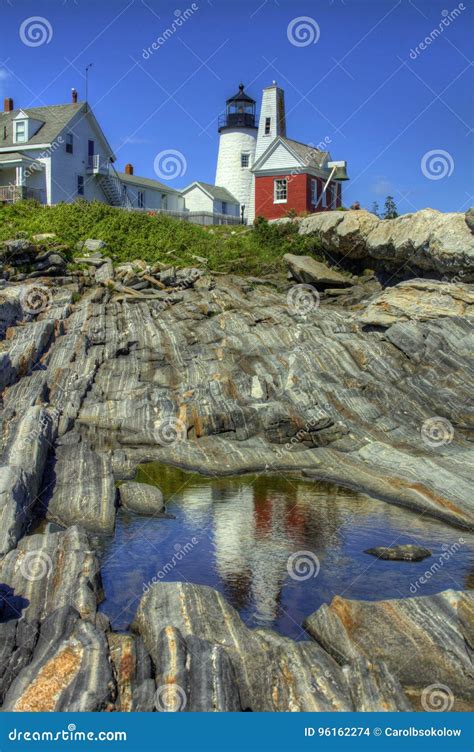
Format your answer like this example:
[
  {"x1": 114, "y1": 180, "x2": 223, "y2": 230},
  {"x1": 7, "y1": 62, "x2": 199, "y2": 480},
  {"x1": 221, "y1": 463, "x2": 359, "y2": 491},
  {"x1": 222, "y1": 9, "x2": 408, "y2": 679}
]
[{"x1": 0, "y1": 200, "x2": 324, "y2": 276}]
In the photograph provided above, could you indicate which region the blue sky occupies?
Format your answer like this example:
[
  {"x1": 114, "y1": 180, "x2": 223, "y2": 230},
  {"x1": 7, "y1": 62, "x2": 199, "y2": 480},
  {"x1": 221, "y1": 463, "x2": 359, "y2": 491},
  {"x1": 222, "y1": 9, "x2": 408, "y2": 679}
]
[{"x1": 1, "y1": 0, "x2": 472, "y2": 213}]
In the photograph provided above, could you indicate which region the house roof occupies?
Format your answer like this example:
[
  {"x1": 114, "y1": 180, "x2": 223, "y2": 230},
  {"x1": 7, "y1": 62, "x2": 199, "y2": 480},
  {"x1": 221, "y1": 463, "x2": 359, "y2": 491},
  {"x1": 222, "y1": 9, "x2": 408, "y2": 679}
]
[
  {"x1": 0, "y1": 103, "x2": 84, "y2": 148},
  {"x1": 226, "y1": 84, "x2": 255, "y2": 105},
  {"x1": 0, "y1": 151, "x2": 43, "y2": 166},
  {"x1": 182, "y1": 181, "x2": 239, "y2": 204},
  {"x1": 117, "y1": 172, "x2": 181, "y2": 194},
  {"x1": 252, "y1": 136, "x2": 330, "y2": 173},
  {"x1": 0, "y1": 101, "x2": 116, "y2": 161}
]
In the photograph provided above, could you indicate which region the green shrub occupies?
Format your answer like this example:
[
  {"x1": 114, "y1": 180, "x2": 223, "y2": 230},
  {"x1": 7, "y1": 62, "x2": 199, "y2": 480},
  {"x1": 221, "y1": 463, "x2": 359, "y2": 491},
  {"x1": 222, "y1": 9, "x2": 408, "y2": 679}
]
[{"x1": 0, "y1": 201, "x2": 324, "y2": 276}]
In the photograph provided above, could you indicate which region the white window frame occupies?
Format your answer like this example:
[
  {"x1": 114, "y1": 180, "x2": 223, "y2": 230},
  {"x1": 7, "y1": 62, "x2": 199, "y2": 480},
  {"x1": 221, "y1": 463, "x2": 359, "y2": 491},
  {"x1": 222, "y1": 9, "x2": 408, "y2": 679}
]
[
  {"x1": 311, "y1": 178, "x2": 318, "y2": 206},
  {"x1": 241, "y1": 152, "x2": 250, "y2": 168},
  {"x1": 14, "y1": 120, "x2": 26, "y2": 144},
  {"x1": 274, "y1": 178, "x2": 287, "y2": 203}
]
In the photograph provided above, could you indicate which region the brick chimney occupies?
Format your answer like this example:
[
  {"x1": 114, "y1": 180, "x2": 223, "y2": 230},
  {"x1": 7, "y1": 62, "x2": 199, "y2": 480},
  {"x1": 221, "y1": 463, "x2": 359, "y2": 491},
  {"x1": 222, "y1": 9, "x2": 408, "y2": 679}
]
[
  {"x1": 4, "y1": 98, "x2": 14, "y2": 113},
  {"x1": 71, "y1": 88, "x2": 78, "y2": 104},
  {"x1": 125, "y1": 163, "x2": 134, "y2": 175}
]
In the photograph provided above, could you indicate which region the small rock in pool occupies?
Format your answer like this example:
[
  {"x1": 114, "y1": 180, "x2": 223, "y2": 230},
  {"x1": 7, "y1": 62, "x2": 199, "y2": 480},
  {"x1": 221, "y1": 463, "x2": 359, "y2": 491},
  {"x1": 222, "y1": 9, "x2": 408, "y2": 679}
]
[
  {"x1": 364, "y1": 544, "x2": 432, "y2": 562},
  {"x1": 119, "y1": 481, "x2": 171, "y2": 516}
]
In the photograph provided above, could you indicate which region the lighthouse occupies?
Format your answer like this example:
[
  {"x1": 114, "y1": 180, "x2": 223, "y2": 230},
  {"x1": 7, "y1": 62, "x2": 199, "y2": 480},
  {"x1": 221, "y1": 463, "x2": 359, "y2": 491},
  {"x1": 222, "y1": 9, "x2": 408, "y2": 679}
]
[{"x1": 215, "y1": 84, "x2": 257, "y2": 223}]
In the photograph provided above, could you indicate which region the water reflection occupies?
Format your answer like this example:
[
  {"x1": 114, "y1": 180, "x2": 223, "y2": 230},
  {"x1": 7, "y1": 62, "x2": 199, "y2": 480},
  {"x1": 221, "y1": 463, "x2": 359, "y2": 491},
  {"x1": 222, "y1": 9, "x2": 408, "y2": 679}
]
[{"x1": 99, "y1": 465, "x2": 474, "y2": 639}]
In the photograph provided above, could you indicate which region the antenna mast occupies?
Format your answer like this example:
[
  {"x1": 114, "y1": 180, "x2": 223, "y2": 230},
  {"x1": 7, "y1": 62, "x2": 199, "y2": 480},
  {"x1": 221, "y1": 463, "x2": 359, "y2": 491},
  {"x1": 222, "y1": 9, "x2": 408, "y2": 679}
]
[{"x1": 85, "y1": 63, "x2": 93, "y2": 107}]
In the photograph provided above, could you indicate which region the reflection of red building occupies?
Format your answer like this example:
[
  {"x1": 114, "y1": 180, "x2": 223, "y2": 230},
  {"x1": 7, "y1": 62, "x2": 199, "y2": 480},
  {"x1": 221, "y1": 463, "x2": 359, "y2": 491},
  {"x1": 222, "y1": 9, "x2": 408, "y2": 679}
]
[{"x1": 253, "y1": 137, "x2": 344, "y2": 220}]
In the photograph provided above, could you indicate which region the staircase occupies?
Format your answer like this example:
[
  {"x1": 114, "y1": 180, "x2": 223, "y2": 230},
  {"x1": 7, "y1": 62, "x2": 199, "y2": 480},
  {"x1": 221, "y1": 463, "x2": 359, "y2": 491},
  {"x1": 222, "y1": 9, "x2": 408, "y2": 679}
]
[{"x1": 89, "y1": 156, "x2": 132, "y2": 209}]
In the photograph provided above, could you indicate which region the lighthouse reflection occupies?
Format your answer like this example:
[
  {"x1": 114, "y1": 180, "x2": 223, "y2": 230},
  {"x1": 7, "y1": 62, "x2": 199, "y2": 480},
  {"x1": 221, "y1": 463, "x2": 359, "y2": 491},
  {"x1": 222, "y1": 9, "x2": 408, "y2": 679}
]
[{"x1": 99, "y1": 465, "x2": 474, "y2": 638}]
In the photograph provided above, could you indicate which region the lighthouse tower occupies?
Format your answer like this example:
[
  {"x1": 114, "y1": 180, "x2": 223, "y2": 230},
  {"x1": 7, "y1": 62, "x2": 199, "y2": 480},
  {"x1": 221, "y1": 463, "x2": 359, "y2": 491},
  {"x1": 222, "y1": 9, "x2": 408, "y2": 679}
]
[{"x1": 215, "y1": 84, "x2": 257, "y2": 223}]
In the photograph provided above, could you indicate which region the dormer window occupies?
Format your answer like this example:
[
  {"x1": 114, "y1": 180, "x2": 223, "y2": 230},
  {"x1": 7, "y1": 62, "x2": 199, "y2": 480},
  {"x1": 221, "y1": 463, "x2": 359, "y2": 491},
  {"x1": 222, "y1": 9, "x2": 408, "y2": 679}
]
[{"x1": 14, "y1": 121, "x2": 26, "y2": 143}]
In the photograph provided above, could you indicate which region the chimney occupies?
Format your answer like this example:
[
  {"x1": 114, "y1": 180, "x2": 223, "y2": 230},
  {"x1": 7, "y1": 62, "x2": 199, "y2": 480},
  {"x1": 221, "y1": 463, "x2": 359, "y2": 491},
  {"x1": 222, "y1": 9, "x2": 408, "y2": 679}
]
[
  {"x1": 4, "y1": 97, "x2": 14, "y2": 113},
  {"x1": 125, "y1": 163, "x2": 134, "y2": 175},
  {"x1": 71, "y1": 88, "x2": 78, "y2": 104}
]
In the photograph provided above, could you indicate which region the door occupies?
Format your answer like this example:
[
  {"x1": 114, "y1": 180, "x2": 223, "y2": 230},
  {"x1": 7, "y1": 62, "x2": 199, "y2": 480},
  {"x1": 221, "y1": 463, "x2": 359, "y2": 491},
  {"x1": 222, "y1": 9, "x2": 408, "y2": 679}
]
[{"x1": 87, "y1": 140, "x2": 95, "y2": 170}]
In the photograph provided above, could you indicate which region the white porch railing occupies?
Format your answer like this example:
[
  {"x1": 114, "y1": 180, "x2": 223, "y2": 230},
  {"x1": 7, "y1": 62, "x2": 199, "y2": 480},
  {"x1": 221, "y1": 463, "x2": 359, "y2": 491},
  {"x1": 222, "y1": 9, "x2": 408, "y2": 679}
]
[
  {"x1": 87, "y1": 154, "x2": 108, "y2": 173},
  {"x1": 0, "y1": 185, "x2": 44, "y2": 203}
]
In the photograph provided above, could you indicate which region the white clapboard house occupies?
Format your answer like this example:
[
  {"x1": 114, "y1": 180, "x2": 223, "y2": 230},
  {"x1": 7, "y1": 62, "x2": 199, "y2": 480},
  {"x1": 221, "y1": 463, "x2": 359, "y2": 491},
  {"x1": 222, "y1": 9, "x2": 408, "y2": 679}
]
[{"x1": 0, "y1": 90, "x2": 184, "y2": 212}]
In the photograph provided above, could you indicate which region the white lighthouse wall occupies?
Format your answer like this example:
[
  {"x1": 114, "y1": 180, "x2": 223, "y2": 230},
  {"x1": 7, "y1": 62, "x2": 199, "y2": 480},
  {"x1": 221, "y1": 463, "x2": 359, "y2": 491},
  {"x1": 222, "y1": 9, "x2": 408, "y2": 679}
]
[{"x1": 215, "y1": 127, "x2": 257, "y2": 217}]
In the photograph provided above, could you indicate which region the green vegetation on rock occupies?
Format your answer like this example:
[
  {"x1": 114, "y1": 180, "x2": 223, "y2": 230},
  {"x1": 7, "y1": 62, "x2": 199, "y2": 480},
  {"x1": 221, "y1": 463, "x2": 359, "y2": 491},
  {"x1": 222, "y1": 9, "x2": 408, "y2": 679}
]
[{"x1": 0, "y1": 200, "x2": 323, "y2": 275}]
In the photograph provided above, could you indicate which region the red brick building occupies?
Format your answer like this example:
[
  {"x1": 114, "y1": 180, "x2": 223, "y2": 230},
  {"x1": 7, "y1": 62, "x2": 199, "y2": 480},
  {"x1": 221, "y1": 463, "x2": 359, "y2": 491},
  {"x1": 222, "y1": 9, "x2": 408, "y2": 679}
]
[{"x1": 252, "y1": 136, "x2": 344, "y2": 221}]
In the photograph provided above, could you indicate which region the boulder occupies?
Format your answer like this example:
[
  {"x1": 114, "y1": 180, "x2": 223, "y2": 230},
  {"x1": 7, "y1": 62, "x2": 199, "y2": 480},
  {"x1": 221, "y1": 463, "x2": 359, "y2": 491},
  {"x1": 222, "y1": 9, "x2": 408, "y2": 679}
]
[
  {"x1": 357, "y1": 279, "x2": 474, "y2": 326},
  {"x1": 119, "y1": 481, "x2": 167, "y2": 515},
  {"x1": 304, "y1": 590, "x2": 474, "y2": 709},
  {"x1": 284, "y1": 253, "x2": 351, "y2": 288},
  {"x1": 364, "y1": 544, "x2": 432, "y2": 561},
  {"x1": 295, "y1": 209, "x2": 474, "y2": 280},
  {"x1": 465, "y1": 208, "x2": 474, "y2": 234},
  {"x1": 77, "y1": 239, "x2": 106, "y2": 253}
]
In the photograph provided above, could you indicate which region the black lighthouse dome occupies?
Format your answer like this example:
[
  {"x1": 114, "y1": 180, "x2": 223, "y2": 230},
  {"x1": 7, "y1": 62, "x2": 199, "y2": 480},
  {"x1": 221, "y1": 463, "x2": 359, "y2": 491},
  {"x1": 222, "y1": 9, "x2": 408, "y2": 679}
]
[{"x1": 218, "y1": 84, "x2": 257, "y2": 132}]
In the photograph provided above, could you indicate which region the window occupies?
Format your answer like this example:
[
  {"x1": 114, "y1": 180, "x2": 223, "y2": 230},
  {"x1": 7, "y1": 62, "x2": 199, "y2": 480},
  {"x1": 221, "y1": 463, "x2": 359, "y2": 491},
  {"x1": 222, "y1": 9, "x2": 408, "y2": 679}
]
[
  {"x1": 264, "y1": 117, "x2": 271, "y2": 135},
  {"x1": 77, "y1": 175, "x2": 84, "y2": 196},
  {"x1": 66, "y1": 133, "x2": 73, "y2": 153},
  {"x1": 321, "y1": 183, "x2": 327, "y2": 208},
  {"x1": 274, "y1": 178, "x2": 287, "y2": 203},
  {"x1": 138, "y1": 190, "x2": 145, "y2": 208},
  {"x1": 221, "y1": 201, "x2": 227, "y2": 215},
  {"x1": 241, "y1": 152, "x2": 250, "y2": 168},
  {"x1": 161, "y1": 193, "x2": 168, "y2": 210},
  {"x1": 311, "y1": 179, "x2": 318, "y2": 205},
  {"x1": 14, "y1": 121, "x2": 26, "y2": 143}
]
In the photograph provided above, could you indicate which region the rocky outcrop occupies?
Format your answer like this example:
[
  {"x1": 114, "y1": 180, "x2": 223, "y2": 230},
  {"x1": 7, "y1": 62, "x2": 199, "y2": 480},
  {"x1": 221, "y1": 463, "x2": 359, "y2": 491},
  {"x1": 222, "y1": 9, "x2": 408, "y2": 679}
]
[
  {"x1": 0, "y1": 525, "x2": 111, "y2": 709},
  {"x1": 304, "y1": 590, "x2": 474, "y2": 710},
  {"x1": 0, "y1": 406, "x2": 57, "y2": 556},
  {"x1": 133, "y1": 582, "x2": 410, "y2": 712},
  {"x1": 357, "y1": 279, "x2": 474, "y2": 326},
  {"x1": 44, "y1": 435, "x2": 116, "y2": 535},
  {"x1": 296, "y1": 209, "x2": 474, "y2": 280},
  {"x1": 0, "y1": 214, "x2": 473, "y2": 713}
]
